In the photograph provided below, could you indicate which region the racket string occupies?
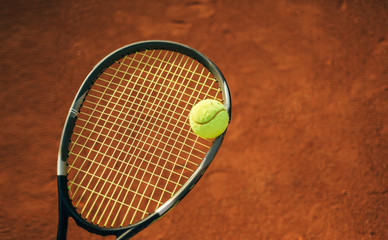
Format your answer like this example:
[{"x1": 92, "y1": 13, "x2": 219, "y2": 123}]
[
  {"x1": 71, "y1": 127, "x2": 199, "y2": 172},
  {"x1": 81, "y1": 96, "x2": 206, "y2": 153},
  {"x1": 69, "y1": 52, "x2": 144, "y2": 196},
  {"x1": 126, "y1": 51, "x2": 202, "y2": 223},
  {"x1": 69, "y1": 144, "x2": 188, "y2": 185},
  {"x1": 105, "y1": 50, "x2": 184, "y2": 226},
  {"x1": 147, "y1": 63, "x2": 208, "y2": 214},
  {"x1": 84, "y1": 50, "x2": 165, "y2": 223},
  {"x1": 108, "y1": 62, "x2": 215, "y2": 99},
  {"x1": 73, "y1": 51, "x2": 153, "y2": 221}
]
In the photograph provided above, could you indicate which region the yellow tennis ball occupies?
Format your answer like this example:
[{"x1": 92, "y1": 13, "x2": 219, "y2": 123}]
[{"x1": 189, "y1": 99, "x2": 229, "y2": 139}]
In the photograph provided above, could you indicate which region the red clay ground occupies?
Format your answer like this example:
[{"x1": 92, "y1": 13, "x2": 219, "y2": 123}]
[{"x1": 1, "y1": 0, "x2": 387, "y2": 239}]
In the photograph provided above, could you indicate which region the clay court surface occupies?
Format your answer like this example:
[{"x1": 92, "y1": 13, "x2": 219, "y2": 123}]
[{"x1": 1, "y1": 0, "x2": 387, "y2": 239}]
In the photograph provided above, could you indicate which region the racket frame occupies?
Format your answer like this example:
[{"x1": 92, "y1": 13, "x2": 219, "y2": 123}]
[{"x1": 57, "y1": 40, "x2": 231, "y2": 239}]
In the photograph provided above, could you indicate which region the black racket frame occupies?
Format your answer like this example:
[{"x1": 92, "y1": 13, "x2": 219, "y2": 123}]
[{"x1": 57, "y1": 40, "x2": 231, "y2": 240}]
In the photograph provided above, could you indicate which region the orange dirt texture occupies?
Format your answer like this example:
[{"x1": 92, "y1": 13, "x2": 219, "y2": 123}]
[{"x1": 1, "y1": 0, "x2": 387, "y2": 239}]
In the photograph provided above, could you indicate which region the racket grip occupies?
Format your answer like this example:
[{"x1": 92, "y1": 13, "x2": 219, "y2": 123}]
[{"x1": 57, "y1": 199, "x2": 69, "y2": 240}]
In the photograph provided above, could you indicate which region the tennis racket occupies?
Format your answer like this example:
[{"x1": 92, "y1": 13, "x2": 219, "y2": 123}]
[{"x1": 57, "y1": 40, "x2": 231, "y2": 239}]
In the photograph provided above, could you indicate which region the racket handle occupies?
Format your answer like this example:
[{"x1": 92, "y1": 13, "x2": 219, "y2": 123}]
[{"x1": 57, "y1": 199, "x2": 69, "y2": 240}]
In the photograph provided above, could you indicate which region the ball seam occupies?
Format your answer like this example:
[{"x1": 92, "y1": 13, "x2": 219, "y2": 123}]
[{"x1": 190, "y1": 109, "x2": 227, "y2": 125}]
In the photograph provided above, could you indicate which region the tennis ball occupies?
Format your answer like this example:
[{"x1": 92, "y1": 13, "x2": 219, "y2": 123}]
[{"x1": 189, "y1": 99, "x2": 229, "y2": 139}]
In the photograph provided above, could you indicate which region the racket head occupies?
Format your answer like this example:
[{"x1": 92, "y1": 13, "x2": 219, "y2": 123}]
[{"x1": 57, "y1": 40, "x2": 231, "y2": 238}]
